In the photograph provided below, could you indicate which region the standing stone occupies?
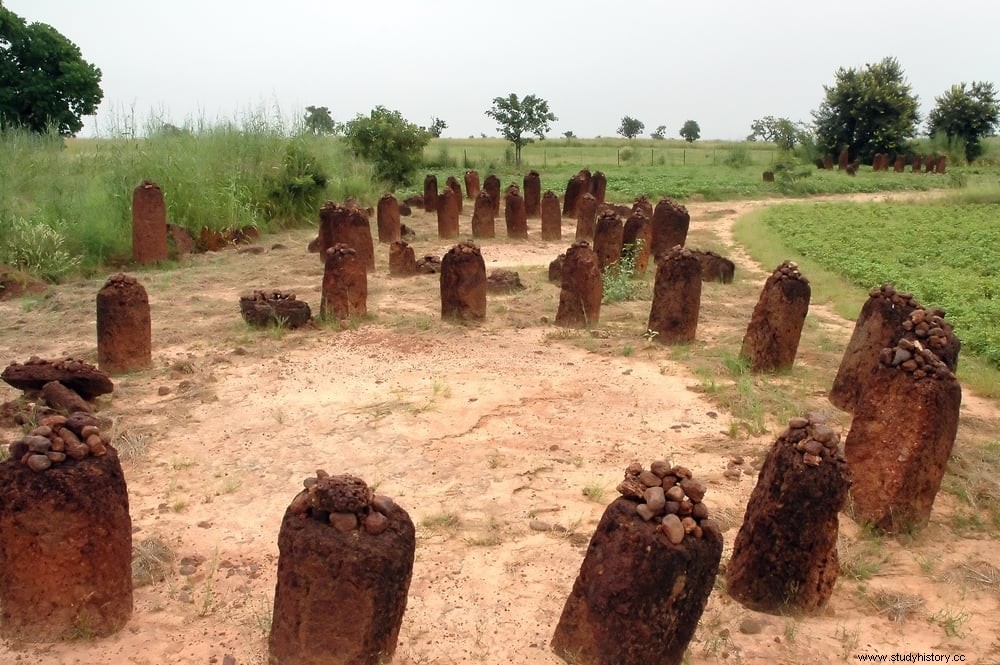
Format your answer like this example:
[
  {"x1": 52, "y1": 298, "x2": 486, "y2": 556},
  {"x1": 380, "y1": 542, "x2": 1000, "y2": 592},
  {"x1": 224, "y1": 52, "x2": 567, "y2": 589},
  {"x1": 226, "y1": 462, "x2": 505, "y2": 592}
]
[
  {"x1": 650, "y1": 198, "x2": 690, "y2": 260},
  {"x1": 131, "y1": 180, "x2": 169, "y2": 264},
  {"x1": 925, "y1": 156, "x2": 935, "y2": 173},
  {"x1": 436, "y1": 187, "x2": 461, "y2": 239},
  {"x1": 423, "y1": 174, "x2": 438, "y2": 213},
  {"x1": 269, "y1": 472, "x2": 414, "y2": 665},
  {"x1": 440, "y1": 240, "x2": 487, "y2": 322},
  {"x1": 563, "y1": 173, "x2": 585, "y2": 217},
  {"x1": 388, "y1": 241, "x2": 417, "y2": 277},
  {"x1": 593, "y1": 212, "x2": 624, "y2": 273},
  {"x1": 483, "y1": 174, "x2": 501, "y2": 217},
  {"x1": 555, "y1": 242, "x2": 602, "y2": 328},
  {"x1": 893, "y1": 155, "x2": 905, "y2": 172},
  {"x1": 240, "y1": 290, "x2": 311, "y2": 328},
  {"x1": 690, "y1": 249, "x2": 735, "y2": 284},
  {"x1": 523, "y1": 170, "x2": 542, "y2": 217},
  {"x1": 845, "y1": 345, "x2": 961, "y2": 533},
  {"x1": 318, "y1": 202, "x2": 376, "y2": 272},
  {"x1": 376, "y1": 193, "x2": 401, "y2": 244},
  {"x1": 504, "y1": 187, "x2": 528, "y2": 239},
  {"x1": 727, "y1": 415, "x2": 851, "y2": 614},
  {"x1": 471, "y1": 190, "x2": 495, "y2": 239},
  {"x1": 548, "y1": 253, "x2": 566, "y2": 283},
  {"x1": 551, "y1": 463, "x2": 722, "y2": 665},
  {"x1": 739, "y1": 261, "x2": 811, "y2": 372},
  {"x1": 647, "y1": 247, "x2": 701, "y2": 344},
  {"x1": 621, "y1": 211, "x2": 651, "y2": 277},
  {"x1": 589, "y1": 170, "x2": 607, "y2": 205},
  {"x1": 632, "y1": 196, "x2": 653, "y2": 220},
  {"x1": 445, "y1": 176, "x2": 464, "y2": 214},
  {"x1": 762, "y1": 171, "x2": 775, "y2": 182},
  {"x1": 838, "y1": 148, "x2": 849, "y2": 170},
  {"x1": 0, "y1": 430, "x2": 132, "y2": 641},
  {"x1": 912, "y1": 155, "x2": 922, "y2": 172},
  {"x1": 464, "y1": 170, "x2": 480, "y2": 200},
  {"x1": 540, "y1": 190, "x2": 562, "y2": 241},
  {"x1": 935, "y1": 156, "x2": 947, "y2": 174},
  {"x1": 575, "y1": 193, "x2": 598, "y2": 242},
  {"x1": 96, "y1": 273, "x2": 152, "y2": 375},
  {"x1": 321, "y1": 245, "x2": 367, "y2": 321},
  {"x1": 823, "y1": 154, "x2": 834, "y2": 170}
]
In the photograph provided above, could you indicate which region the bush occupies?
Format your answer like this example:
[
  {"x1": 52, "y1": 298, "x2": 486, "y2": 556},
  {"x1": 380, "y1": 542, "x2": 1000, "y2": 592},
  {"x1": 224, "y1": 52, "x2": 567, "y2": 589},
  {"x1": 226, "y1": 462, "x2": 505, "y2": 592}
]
[
  {"x1": 0, "y1": 214, "x2": 80, "y2": 281},
  {"x1": 344, "y1": 106, "x2": 429, "y2": 187},
  {"x1": 723, "y1": 144, "x2": 752, "y2": 169},
  {"x1": 261, "y1": 139, "x2": 328, "y2": 224},
  {"x1": 603, "y1": 240, "x2": 643, "y2": 302}
]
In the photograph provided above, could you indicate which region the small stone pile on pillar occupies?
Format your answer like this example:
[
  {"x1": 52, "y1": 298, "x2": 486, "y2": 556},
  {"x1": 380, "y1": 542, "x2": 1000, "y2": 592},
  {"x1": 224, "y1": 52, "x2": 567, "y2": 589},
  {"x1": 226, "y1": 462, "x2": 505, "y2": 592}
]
[
  {"x1": 504, "y1": 185, "x2": 528, "y2": 239},
  {"x1": 555, "y1": 241, "x2": 602, "y2": 328},
  {"x1": 471, "y1": 190, "x2": 495, "y2": 239},
  {"x1": 97, "y1": 273, "x2": 151, "y2": 375},
  {"x1": 540, "y1": 190, "x2": 562, "y2": 241},
  {"x1": 321, "y1": 244, "x2": 367, "y2": 321},
  {"x1": 651, "y1": 198, "x2": 690, "y2": 260},
  {"x1": 376, "y1": 193, "x2": 401, "y2": 243},
  {"x1": 131, "y1": 180, "x2": 169, "y2": 264},
  {"x1": 523, "y1": 170, "x2": 541, "y2": 217},
  {"x1": 440, "y1": 240, "x2": 487, "y2": 322},
  {"x1": 592, "y1": 212, "x2": 623, "y2": 273},
  {"x1": 739, "y1": 261, "x2": 811, "y2": 372},
  {"x1": 646, "y1": 246, "x2": 701, "y2": 344}
]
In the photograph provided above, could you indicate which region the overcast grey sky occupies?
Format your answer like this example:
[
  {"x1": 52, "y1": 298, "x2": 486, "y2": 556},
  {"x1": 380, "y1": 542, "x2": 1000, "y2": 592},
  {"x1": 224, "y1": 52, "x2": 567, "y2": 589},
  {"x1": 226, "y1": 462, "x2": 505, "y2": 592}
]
[{"x1": 6, "y1": 0, "x2": 1000, "y2": 140}]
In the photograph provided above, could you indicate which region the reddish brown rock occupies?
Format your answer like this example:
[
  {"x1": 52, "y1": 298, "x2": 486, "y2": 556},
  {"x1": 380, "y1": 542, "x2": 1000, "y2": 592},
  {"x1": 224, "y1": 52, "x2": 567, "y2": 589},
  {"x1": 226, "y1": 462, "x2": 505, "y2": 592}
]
[
  {"x1": 541, "y1": 190, "x2": 562, "y2": 241},
  {"x1": 2, "y1": 357, "x2": 113, "y2": 400},
  {"x1": 925, "y1": 156, "x2": 935, "y2": 173},
  {"x1": 486, "y1": 269, "x2": 525, "y2": 294},
  {"x1": 321, "y1": 245, "x2": 367, "y2": 321},
  {"x1": 589, "y1": 170, "x2": 607, "y2": 205},
  {"x1": 240, "y1": 290, "x2": 312, "y2": 328},
  {"x1": 838, "y1": 148, "x2": 849, "y2": 170},
  {"x1": 912, "y1": 155, "x2": 922, "y2": 172},
  {"x1": 131, "y1": 180, "x2": 169, "y2": 264},
  {"x1": 632, "y1": 196, "x2": 653, "y2": 219},
  {"x1": 575, "y1": 193, "x2": 598, "y2": 242},
  {"x1": 548, "y1": 253, "x2": 565, "y2": 284},
  {"x1": 763, "y1": 170, "x2": 775, "y2": 182},
  {"x1": 388, "y1": 241, "x2": 417, "y2": 277},
  {"x1": 650, "y1": 198, "x2": 690, "y2": 259},
  {"x1": 471, "y1": 190, "x2": 495, "y2": 239},
  {"x1": 727, "y1": 414, "x2": 851, "y2": 614},
  {"x1": 415, "y1": 254, "x2": 441, "y2": 274},
  {"x1": 647, "y1": 247, "x2": 701, "y2": 344},
  {"x1": 167, "y1": 223, "x2": 194, "y2": 258},
  {"x1": 440, "y1": 241, "x2": 487, "y2": 322},
  {"x1": 423, "y1": 174, "x2": 438, "y2": 213},
  {"x1": 95, "y1": 273, "x2": 151, "y2": 376},
  {"x1": 846, "y1": 163, "x2": 858, "y2": 176},
  {"x1": 0, "y1": 264, "x2": 47, "y2": 300},
  {"x1": 0, "y1": 445, "x2": 132, "y2": 640},
  {"x1": 464, "y1": 170, "x2": 480, "y2": 200},
  {"x1": 445, "y1": 176, "x2": 463, "y2": 214},
  {"x1": 555, "y1": 242, "x2": 602, "y2": 328},
  {"x1": 41, "y1": 381, "x2": 91, "y2": 413},
  {"x1": 935, "y1": 156, "x2": 947, "y2": 174},
  {"x1": 823, "y1": 154, "x2": 834, "y2": 170},
  {"x1": 689, "y1": 249, "x2": 735, "y2": 284},
  {"x1": 621, "y1": 211, "x2": 651, "y2": 276},
  {"x1": 376, "y1": 193, "x2": 401, "y2": 244},
  {"x1": 523, "y1": 170, "x2": 542, "y2": 217},
  {"x1": 739, "y1": 261, "x2": 811, "y2": 372},
  {"x1": 269, "y1": 473, "x2": 414, "y2": 665},
  {"x1": 437, "y1": 187, "x2": 461, "y2": 239},
  {"x1": 893, "y1": 155, "x2": 905, "y2": 172},
  {"x1": 563, "y1": 173, "x2": 586, "y2": 217},
  {"x1": 318, "y1": 202, "x2": 376, "y2": 272},
  {"x1": 845, "y1": 345, "x2": 961, "y2": 533},
  {"x1": 504, "y1": 187, "x2": 528, "y2": 239},
  {"x1": 593, "y1": 212, "x2": 624, "y2": 273},
  {"x1": 483, "y1": 173, "x2": 501, "y2": 217}
]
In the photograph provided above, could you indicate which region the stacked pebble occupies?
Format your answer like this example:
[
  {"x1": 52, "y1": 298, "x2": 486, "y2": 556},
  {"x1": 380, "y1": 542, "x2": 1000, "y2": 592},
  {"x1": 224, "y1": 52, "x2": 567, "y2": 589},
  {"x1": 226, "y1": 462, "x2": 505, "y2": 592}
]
[
  {"x1": 771, "y1": 260, "x2": 809, "y2": 285},
  {"x1": 288, "y1": 471, "x2": 397, "y2": 536},
  {"x1": 7, "y1": 412, "x2": 110, "y2": 472},
  {"x1": 868, "y1": 284, "x2": 958, "y2": 360},
  {"x1": 878, "y1": 340, "x2": 956, "y2": 382},
  {"x1": 782, "y1": 414, "x2": 845, "y2": 467},
  {"x1": 616, "y1": 461, "x2": 719, "y2": 545}
]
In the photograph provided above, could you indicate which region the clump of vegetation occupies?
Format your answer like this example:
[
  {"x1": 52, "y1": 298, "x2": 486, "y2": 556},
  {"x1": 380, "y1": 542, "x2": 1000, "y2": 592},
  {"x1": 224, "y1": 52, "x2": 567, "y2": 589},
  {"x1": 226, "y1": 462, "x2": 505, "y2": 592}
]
[
  {"x1": 261, "y1": 139, "x2": 328, "y2": 224},
  {"x1": 344, "y1": 106, "x2": 429, "y2": 186},
  {"x1": 602, "y1": 241, "x2": 643, "y2": 303},
  {"x1": 0, "y1": 214, "x2": 80, "y2": 281}
]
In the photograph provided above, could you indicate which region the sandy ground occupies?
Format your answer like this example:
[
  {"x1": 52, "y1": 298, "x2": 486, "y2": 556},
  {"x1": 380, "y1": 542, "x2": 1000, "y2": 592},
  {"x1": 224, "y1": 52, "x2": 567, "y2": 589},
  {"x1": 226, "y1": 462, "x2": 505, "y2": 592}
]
[{"x1": 1, "y1": 192, "x2": 998, "y2": 665}]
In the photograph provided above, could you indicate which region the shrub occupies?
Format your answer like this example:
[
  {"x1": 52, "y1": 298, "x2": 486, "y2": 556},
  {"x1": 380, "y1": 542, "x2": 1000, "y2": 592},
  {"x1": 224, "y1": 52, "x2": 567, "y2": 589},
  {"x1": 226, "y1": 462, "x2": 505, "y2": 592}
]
[
  {"x1": 344, "y1": 106, "x2": 429, "y2": 187},
  {"x1": 603, "y1": 240, "x2": 643, "y2": 302},
  {"x1": 0, "y1": 214, "x2": 80, "y2": 281},
  {"x1": 261, "y1": 139, "x2": 328, "y2": 224}
]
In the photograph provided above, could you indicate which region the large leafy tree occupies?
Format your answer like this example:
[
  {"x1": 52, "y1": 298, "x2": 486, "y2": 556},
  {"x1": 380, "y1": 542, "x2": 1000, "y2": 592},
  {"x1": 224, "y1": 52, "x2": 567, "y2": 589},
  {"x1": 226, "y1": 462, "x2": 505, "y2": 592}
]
[
  {"x1": 813, "y1": 57, "x2": 919, "y2": 163},
  {"x1": 343, "y1": 106, "x2": 429, "y2": 187},
  {"x1": 927, "y1": 82, "x2": 999, "y2": 163},
  {"x1": 0, "y1": 6, "x2": 103, "y2": 135},
  {"x1": 485, "y1": 93, "x2": 557, "y2": 166},
  {"x1": 747, "y1": 116, "x2": 810, "y2": 151},
  {"x1": 679, "y1": 120, "x2": 700, "y2": 142},
  {"x1": 617, "y1": 116, "x2": 644, "y2": 139},
  {"x1": 303, "y1": 105, "x2": 341, "y2": 135}
]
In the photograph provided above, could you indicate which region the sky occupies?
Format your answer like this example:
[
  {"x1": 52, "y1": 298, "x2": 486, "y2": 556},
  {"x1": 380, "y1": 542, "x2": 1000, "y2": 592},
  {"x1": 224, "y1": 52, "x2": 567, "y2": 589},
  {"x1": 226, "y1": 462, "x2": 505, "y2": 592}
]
[{"x1": 5, "y1": 0, "x2": 1000, "y2": 140}]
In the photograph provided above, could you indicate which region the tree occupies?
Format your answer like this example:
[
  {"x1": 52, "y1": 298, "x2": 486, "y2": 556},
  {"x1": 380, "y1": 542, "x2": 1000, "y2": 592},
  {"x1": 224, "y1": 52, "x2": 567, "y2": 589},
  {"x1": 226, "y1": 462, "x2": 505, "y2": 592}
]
[
  {"x1": 617, "y1": 116, "x2": 645, "y2": 139},
  {"x1": 0, "y1": 6, "x2": 103, "y2": 135},
  {"x1": 343, "y1": 106, "x2": 430, "y2": 187},
  {"x1": 747, "y1": 116, "x2": 810, "y2": 151},
  {"x1": 303, "y1": 106, "x2": 340, "y2": 135},
  {"x1": 427, "y1": 116, "x2": 447, "y2": 138},
  {"x1": 812, "y1": 57, "x2": 919, "y2": 163},
  {"x1": 651, "y1": 125, "x2": 666, "y2": 140},
  {"x1": 485, "y1": 93, "x2": 557, "y2": 166},
  {"x1": 927, "y1": 81, "x2": 999, "y2": 163},
  {"x1": 679, "y1": 120, "x2": 700, "y2": 142}
]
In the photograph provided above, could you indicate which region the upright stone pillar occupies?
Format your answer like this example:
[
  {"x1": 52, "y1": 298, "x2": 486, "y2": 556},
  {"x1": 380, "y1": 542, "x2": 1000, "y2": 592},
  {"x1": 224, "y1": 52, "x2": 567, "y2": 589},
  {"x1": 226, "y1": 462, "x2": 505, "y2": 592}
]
[
  {"x1": 912, "y1": 155, "x2": 922, "y2": 172},
  {"x1": 523, "y1": 170, "x2": 542, "y2": 218},
  {"x1": 823, "y1": 154, "x2": 834, "y2": 170},
  {"x1": 540, "y1": 190, "x2": 562, "y2": 241},
  {"x1": 445, "y1": 175, "x2": 464, "y2": 214},
  {"x1": 376, "y1": 193, "x2": 401, "y2": 244},
  {"x1": 483, "y1": 174, "x2": 501, "y2": 217},
  {"x1": 96, "y1": 273, "x2": 152, "y2": 375},
  {"x1": 592, "y1": 212, "x2": 623, "y2": 273},
  {"x1": 436, "y1": 187, "x2": 461, "y2": 239},
  {"x1": 321, "y1": 245, "x2": 368, "y2": 321},
  {"x1": 838, "y1": 148, "x2": 849, "y2": 170},
  {"x1": 893, "y1": 155, "x2": 905, "y2": 172},
  {"x1": 440, "y1": 241, "x2": 487, "y2": 322},
  {"x1": 651, "y1": 198, "x2": 690, "y2": 260},
  {"x1": 632, "y1": 196, "x2": 653, "y2": 220},
  {"x1": 555, "y1": 242, "x2": 602, "y2": 328},
  {"x1": 464, "y1": 170, "x2": 480, "y2": 200},
  {"x1": 621, "y1": 211, "x2": 651, "y2": 277},
  {"x1": 739, "y1": 261, "x2": 811, "y2": 372},
  {"x1": 563, "y1": 173, "x2": 586, "y2": 217},
  {"x1": 423, "y1": 174, "x2": 438, "y2": 213},
  {"x1": 589, "y1": 170, "x2": 607, "y2": 205},
  {"x1": 388, "y1": 241, "x2": 417, "y2": 277},
  {"x1": 575, "y1": 193, "x2": 598, "y2": 242},
  {"x1": 318, "y1": 202, "x2": 375, "y2": 272},
  {"x1": 647, "y1": 247, "x2": 701, "y2": 344},
  {"x1": 504, "y1": 186, "x2": 528, "y2": 239},
  {"x1": 131, "y1": 180, "x2": 168, "y2": 264},
  {"x1": 935, "y1": 156, "x2": 947, "y2": 174},
  {"x1": 471, "y1": 190, "x2": 495, "y2": 239}
]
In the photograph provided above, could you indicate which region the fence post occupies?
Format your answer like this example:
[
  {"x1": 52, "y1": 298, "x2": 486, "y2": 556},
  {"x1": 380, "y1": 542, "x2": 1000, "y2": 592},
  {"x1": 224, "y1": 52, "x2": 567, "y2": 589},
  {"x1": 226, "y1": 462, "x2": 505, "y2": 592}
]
[
  {"x1": 683, "y1": 149, "x2": 686, "y2": 165},
  {"x1": 651, "y1": 148, "x2": 654, "y2": 165},
  {"x1": 617, "y1": 148, "x2": 620, "y2": 166}
]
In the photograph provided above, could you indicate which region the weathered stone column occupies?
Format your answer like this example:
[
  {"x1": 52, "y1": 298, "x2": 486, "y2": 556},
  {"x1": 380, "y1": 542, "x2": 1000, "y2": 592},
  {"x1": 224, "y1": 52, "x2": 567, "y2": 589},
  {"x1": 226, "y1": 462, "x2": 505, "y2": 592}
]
[
  {"x1": 935, "y1": 156, "x2": 947, "y2": 174},
  {"x1": 131, "y1": 180, "x2": 169, "y2": 264},
  {"x1": 563, "y1": 173, "x2": 585, "y2": 217},
  {"x1": 823, "y1": 154, "x2": 834, "y2": 170},
  {"x1": 445, "y1": 175, "x2": 464, "y2": 214},
  {"x1": 321, "y1": 245, "x2": 367, "y2": 321},
  {"x1": 647, "y1": 247, "x2": 701, "y2": 344},
  {"x1": 376, "y1": 193, "x2": 400, "y2": 244},
  {"x1": 739, "y1": 261, "x2": 811, "y2": 372},
  {"x1": 1, "y1": 415, "x2": 132, "y2": 641},
  {"x1": 912, "y1": 155, "x2": 922, "y2": 172},
  {"x1": 483, "y1": 174, "x2": 501, "y2": 217},
  {"x1": 471, "y1": 190, "x2": 495, "y2": 239},
  {"x1": 845, "y1": 344, "x2": 961, "y2": 533},
  {"x1": 436, "y1": 187, "x2": 460, "y2": 239},
  {"x1": 318, "y1": 202, "x2": 376, "y2": 272},
  {"x1": 540, "y1": 190, "x2": 562, "y2": 241},
  {"x1": 440, "y1": 241, "x2": 487, "y2": 322},
  {"x1": 727, "y1": 414, "x2": 851, "y2": 614},
  {"x1": 575, "y1": 193, "x2": 598, "y2": 242},
  {"x1": 838, "y1": 148, "x2": 849, "y2": 170},
  {"x1": 593, "y1": 212, "x2": 623, "y2": 273},
  {"x1": 269, "y1": 472, "x2": 414, "y2": 665},
  {"x1": 523, "y1": 170, "x2": 541, "y2": 217},
  {"x1": 632, "y1": 196, "x2": 653, "y2": 220},
  {"x1": 690, "y1": 250, "x2": 735, "y2": 284},
  {"x1": 97, "y1": 273, "x2": 151, "y2": 375},
  {"x1": 621, "y1": 211, "x2": 651, "y2": 277},
  {"x1": 650, "y1": 198, "x2": 690, "y2": 260},
  {"x1": 504, "y1": 186, "x2": 528, "y2": 239},
  {"x1": 423, "y1": 174, "x2": 438, "y2": 213},
  {"x1": 589, "y1": 170, "x2": 607, "y2": 205},
  {"x1": 555, "y1": 241, "x2": 602, "y2": 328},
  {"x1": 388, "y1": 241, "x2": 417, "y2": 277},
  {"x1": 464, "y1": 170, "x2": 480, "y2": 200},
  {"x1": 893, "y1": 155, "x2": 905, "y2": 172},
  {"x1": 548, "y1": 253, "x2": 565, "y2": 284}
]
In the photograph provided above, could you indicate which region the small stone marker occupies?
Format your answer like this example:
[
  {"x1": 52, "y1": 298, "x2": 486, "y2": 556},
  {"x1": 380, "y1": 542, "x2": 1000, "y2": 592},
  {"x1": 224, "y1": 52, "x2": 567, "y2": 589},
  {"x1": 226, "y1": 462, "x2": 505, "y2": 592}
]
[
  {"x1": 647, "y1": 246, "x2": 701, "y2": 344},
  {"x1": 621, "y1": 210, "x2": 651, "y2": 277},
  {"x1": 376, "y1": 193, "x2": 401, "y2": 244},
  {"x1": 269, "y1": 472, "x2": 414, "y2": 665},
  {"x1": 548, "y1": 253, "x2": 566, "y2": 284},
  {"x1": 589, "y1": 170, "x2": 607, "y2": 205},
  {"x1": 445, "y1": 175, "x2": 463, "y2": 214},
  {"x1": 97, "y1": 273, "x2": 152, "y2": 375},
  {"x1": 436, "y1": 187, "x2": 460, "y2": 239},
  {"x1": 240, "y1": 290, "x2": 311, "y2": 328},
  {"x1": 131, "y1": 179, "x2": 169, "y2": 264},
  {"x1": 471, "y1": 190, "x2": 495, "y2": 239},
  {"x1": 523, "y1": 170, "x2": 541, "y2": 217},
  {"x1": 321, "y1": 244, "x2": 367, "y2": 321},
  {"x1": 464, "y1": 169, "x2": 480, "y2": 200},
  {"x1": 592, "y1": 212, "x2": 623, "y2": 273},
  {"x1": 763, "y1": 170, "x2": 775, "y2": 182},
  {"x1": 727, "y1": 414, "x2": 851, "y2": 614},
  {"x1": 562, "y1": 172, "x2": 586, "y2": 217},
  {"x1": 388, "y1": 241, "x2": 417, "y2": 277},
  {"x1": 632, "y1": 195, "x2": 653, "y2": 220},
  {"x1": 551, "y1": 461, "x2": 722, "y2": 665},
  {"x1": 423, "y1": 174, "x2": 438, "y2": 213},
  {"x1": 555, "y1": 241, "x2": 602, "y2": 328},
  {"x1": 894, "y1": 155, "x2": 905, "y2": 172},
  {"x1": 575, "y1": 193, "x2": 597, "y2": 242},
  {"x1": 838, "y1": 148, "x2": 849, "y2": 170},
  {"x1": 540, "y1": 190, "x2": 562, "y2": 241},
  {"x1": 504, "y1": 186, "x2": 528, "y2": 239},
  {"x1": 935, "y1": 155, "x2": 947, "y2": 174},
  {"x1": 440, "y1": 240, "x2": 487, "y2": 322},
  {"x1": 689, "y1": 249, "x2": 735, "y2": 283},
  {"x1": 650, "y1": 197, "x2": 690, "y2": 260},
  {"x1": 739, "y1": 260, "x2": 811, "y2": 372},
  {"x1": 912, "y1": 155, "x2": 922, "y2": 172},
  {"x1": 483, "y1": 173, "x2": 501, "y2": 217},
  {"x1": 823, "y1": 153, "x2": 834, "y2": 170}
]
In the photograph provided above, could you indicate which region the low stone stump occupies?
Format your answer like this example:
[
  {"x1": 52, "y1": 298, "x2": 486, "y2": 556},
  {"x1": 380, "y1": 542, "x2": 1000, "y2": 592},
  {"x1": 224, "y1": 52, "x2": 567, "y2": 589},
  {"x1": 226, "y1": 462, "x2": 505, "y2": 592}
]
[
  {"x1": 763, "y1": 170, "x2": 775, "y2": 182},
  {"x1": 376, "y1": 193, "x2": 401, "y2": 244},
  {"x1": 935, "y1": 155, "x2": 947, "y2": 174},
  {"x1": 845, "y1": 344, "x2": 961, "y2": 533},
  {"x1": 504, "y1": 187, "x2": 528, "y2": 239},
  {"x1": 486, "y1": 269, "x2": 525, "y2": 294},
  {"x1": 563, "y1": 173, "x2": 585, "y2": 217},
  {"x1": 651, "y1": 198, "x2": 690, "y2": 260},
  {"x1": 575, "y1": 193, "x2": 598, "y2": 242},
  {"x1": 541, "y1": 190, "x2": 562, "y2": 240},
  {"x1": 647, "y1": 246, "x2": 701, "y2": 344},
  {"x1": 548, "y1": 253, "x2": 566, "y2": 284},
  {"x1": 523, "y1": 170, "x2": 541, "y2": 217},
  {"x1": 422, "y1": 174, "x2": 438, "y2": 213},
  {"x1": 589, "y1": 170, "x2": 607, "y2": 205},
  {"x1": 894, "y1": 155, "x2": 905, "y2": 172},
  {"x1": 829, "y1": 284, "x2": 960, "y2": 412},
  {"x1": 41, "y1": 381, "x2": 92, "y2": 413},
  {"x1": 621, "y1": 211, "x2": 651, "y2": 276},
  {"x1": 436, "y1": 187, "x2": 460, "y2": 239},
  {"x1": 318, "y1": 202, "x2": 375, "y2": 272},
  {"x1": 268, "y1": 472, "x2": 414, "y2": 665},
  {"x1": 592, "y1": 212, "x2": 623, "y2": 273},
  {"x1": 739, "y1": 261, "x2": 811, "y2": 372},
  {"x1": 388, "y1": 241, "x2": 417, "y2": 277},
  {"x1": 471, "y1": 190, "x2": 495, "y2": 238},
  {"x1": 132, "y1": 180, "x2": 169, "y2": 264},
  {"x1": 555, "y1": 242, "x2": 602, "y2": 328},
  {"x1": 823, "y1": 153, "x2": 834, "y2": 170},
  {"x1": 2, "y1": 356, "x2": 113, "y2": 401},
  {"x1": 240, "y1": 290, "x2": 312, "y2": 328},
  {"x1": 551, "y1": 462, "x2": 722, "y2": 665},
  {"x1": 464, "y1": 170, "x2": 480, "y2": 200},
  {"x1": 440, "y1": 241, "x2": 486, "y2": 322},
  {"x1": 97, "y1": 273, "x2": 152, "y2": 375},
  {"x1": 727, "y1": 415, "x2": 851, "y2": 614},
  {"x1": 1, "y1": 414, "x2": 132, "y2": 640},
  {"x1": 690, "y1": 249, "x2": 735, "y2": 284},
  {"x1": 484, "y1": 174, "x2": 501, "y2": 217},
  {"x1": 416, "y1": 254, "x2": 441, "y2": 274},
  {"x1": 445, "y1": 176, "x2": 463, "y2": 214},
  {"x1": 321, "y1": 245, "x2": 367, "y2": 321},
  {"x1": 912, "y1": 155, "x2": 922, "y2": 172}
]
